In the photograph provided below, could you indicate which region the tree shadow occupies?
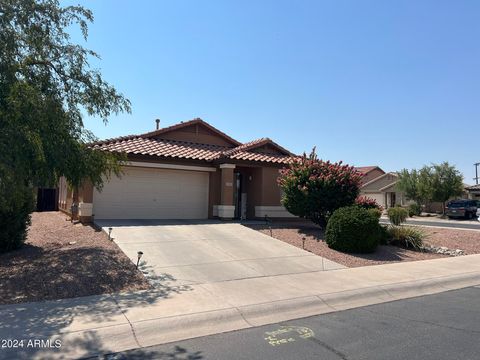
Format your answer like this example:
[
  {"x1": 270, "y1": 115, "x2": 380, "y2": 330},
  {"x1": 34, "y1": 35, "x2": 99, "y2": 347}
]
[
  {"x1": 102, "y1": 345, "x2": 203, "y2": 360},
  {"x1": 137, "y1": 261, "x2": 193, "y2": 296},
  {"x1": 0, "y1": 246, "x2": 150, "y2": 305},
  {"x1": 0, "y1": 265, "x2": 195, "y2": 359}
]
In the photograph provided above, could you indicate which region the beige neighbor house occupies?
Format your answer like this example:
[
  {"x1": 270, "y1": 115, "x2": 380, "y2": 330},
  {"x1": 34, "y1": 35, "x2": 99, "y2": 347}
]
[
  {"x1": 355, "y1": 166, "x2": 409, "y2": 209},
  {"x1": 466, "y1": 184, "x2": 480, "y2": 201},
  {"x1": 58, "y1": 118, "x2": 298, "y2": 222}
]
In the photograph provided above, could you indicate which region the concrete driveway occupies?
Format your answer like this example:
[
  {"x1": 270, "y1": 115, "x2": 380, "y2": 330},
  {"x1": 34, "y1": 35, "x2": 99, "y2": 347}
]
[{"x1": 95, "y1": 220, "x2": 344, "y2": 287}]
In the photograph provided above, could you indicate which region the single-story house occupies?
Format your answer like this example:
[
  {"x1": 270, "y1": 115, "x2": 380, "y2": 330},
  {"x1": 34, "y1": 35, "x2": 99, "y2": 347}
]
[
  {"x1": 58, "y1": 118, "x2": 298, "y2": 222},
  {"x1": 356, "y1": 166, "x2": 409, "y2": 209},
  {"x1": 466, "y1": 184, "x2": 480, "y2": 200}
]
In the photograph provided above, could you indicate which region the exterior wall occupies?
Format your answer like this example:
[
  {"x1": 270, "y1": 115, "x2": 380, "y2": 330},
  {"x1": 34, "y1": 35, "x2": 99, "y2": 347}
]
[
  {"x1": 77, "y1": 180, "x2": 94, "y2": 222},
  {"x1": 58, "y1": 176, "x2": 74, "y2": 214},
  {"x1": 361, "y1": 173, "x2": 397, "y2": 192},
  {"x1": 360, "y1": 168, "x2": 385, "y2": 185},
  {"x1": 218, "y1": 164, "x2": 235, "y2": 218},
  {"x1": 153, "y1": 124, "x2": 236, "y2": 147},
  {"x1": 252, "y1": 166, "x2": 296, "y2": 218},
  {"x1": 260, "y1": 167, "x2": 282, "y2": 205},
  {"x1": 208, "y1": 170, "x2": 221, "y2": 218},
  {"x1": 360, "y1": 189, "x2": 410, "y2": 209},
  {"x1": 469, "y1": 191, "x2": 480, "y2": 200}
]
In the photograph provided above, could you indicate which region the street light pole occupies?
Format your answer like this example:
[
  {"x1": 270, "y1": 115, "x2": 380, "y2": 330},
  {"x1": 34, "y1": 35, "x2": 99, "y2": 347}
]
[{"x1": 474, "y1": 162, "x2": 480, "y2": 185}]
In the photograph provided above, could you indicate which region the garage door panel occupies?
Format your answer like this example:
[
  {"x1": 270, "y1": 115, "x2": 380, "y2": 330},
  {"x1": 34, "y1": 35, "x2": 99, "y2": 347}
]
[
  {"x1": 93, "y1": 167, "x2": 209, "y2": 219},
  {"x1": 363, "y1": 193, "x2": 385, "y2": 208}
]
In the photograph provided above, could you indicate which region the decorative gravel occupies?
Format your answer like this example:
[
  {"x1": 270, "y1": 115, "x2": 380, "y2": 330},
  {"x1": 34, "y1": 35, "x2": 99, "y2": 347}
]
[
  {"x1": 244, "y1": 221, "x2": 480, "y2": 268},
  {"x1": 423, "y1": 228, "x2": 480, "y2": 255},
  {"x1": 0, "y1": 212, "x2": 150, "y2": 305}
]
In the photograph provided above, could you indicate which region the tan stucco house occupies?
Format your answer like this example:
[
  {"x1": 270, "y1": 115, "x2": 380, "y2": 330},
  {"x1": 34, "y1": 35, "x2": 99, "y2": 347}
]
[
  {"x1": 466, "y1": 184, "x2": 480, "y2": 201},
  {"x1": 356, "y1": 166, "x2": 409, "y2": 209},
  {"x1": 58, "y1": 118, "x2": 297, "y2": 222}
]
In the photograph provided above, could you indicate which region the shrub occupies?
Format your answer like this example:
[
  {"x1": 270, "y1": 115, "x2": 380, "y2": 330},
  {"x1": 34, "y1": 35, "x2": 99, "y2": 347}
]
[
  {"x1": 325, "y1": 206, "x2": 380, "y2": 253},
  {"x1": 387, "y1": 226, "x2": 426, "y2": 250},
  {"x1": 408, "y1": 203, "x2": 422, "y2": 217},
  {"x1": 0, "y1": 184, "x2": 34, "y2": 252},
  {"x1": 387, "y1": 207, "x2": 408, "y2": 225},
  {"x1": 377, "y1": 224, "x2": 390, "y2": 245},
  {"x1": 367, "y1": 208, "x2": 382, "y2": 220},
  {"x1": 278, "y1": 149, "x2": 362, "y2": 228},
  {"x1": 355, "y1": 196, "x2": 383, "y2": 210}
]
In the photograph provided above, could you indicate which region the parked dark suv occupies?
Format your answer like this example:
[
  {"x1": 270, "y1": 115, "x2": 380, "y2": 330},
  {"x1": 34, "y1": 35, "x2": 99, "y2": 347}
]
[{"x1": 445, "y1": 200, "x2": 478, "y2": 219}]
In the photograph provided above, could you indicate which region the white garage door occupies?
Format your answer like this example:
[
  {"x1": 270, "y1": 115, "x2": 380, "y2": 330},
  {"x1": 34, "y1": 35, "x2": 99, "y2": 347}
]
[
  {"x1": 93, "y1": 166, "x2": 209, "y2": 219},
  {"x1": 363, "y1": 193, "x2": 385, "y2": 208}
]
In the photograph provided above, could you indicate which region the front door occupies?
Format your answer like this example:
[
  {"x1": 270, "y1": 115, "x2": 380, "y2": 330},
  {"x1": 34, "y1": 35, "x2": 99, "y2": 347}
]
[{"x1": 390, "y1": 192, "x2": 396, "y2": 207}]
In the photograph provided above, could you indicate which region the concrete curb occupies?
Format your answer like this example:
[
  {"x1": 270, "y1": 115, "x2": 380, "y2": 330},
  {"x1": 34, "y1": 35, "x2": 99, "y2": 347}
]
[
  {"x1": 108, "y1": 271, "x2": 480, "y2": 358},
  {"x1": 6, "y1": 266, "x2": 480, "y2": 359},
  {"x1": 235, "y1": 271, "x2": 480, "y2": 327}
]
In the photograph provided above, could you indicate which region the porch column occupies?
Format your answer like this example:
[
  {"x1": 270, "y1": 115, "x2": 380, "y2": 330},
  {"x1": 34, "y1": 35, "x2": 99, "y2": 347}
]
[{"x1": 218, "y1": 163, "x2": 236, "y2": 219}]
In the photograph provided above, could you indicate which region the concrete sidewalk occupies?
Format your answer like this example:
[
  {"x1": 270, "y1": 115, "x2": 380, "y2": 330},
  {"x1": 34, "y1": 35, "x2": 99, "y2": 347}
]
[
  {"x1": 380, "y1": 216, "x2": 480, "y2": 230},
  {"x1": 1, "y1": 255, "x2": 480, "y2": 360}
]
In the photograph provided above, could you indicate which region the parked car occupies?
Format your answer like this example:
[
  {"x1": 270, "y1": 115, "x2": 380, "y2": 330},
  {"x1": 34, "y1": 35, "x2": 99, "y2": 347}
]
[{"x1": 445, "y1": 200, "x2": 478, "y2": 220}]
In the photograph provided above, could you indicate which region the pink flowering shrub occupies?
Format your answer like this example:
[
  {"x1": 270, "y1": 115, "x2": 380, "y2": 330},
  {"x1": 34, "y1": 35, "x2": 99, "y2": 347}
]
[
  {"x1": 355, "y1": 196, "x2": 383, "y2": 211},
  {"x1": 277, "y1": 148, "x2": 363, "y2": 227}
]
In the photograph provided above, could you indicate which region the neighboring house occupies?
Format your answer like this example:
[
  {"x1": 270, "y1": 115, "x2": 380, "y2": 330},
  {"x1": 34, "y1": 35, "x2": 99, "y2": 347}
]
[
  {"x1": 58, "y1": 118, "x2": 297, "y2": 222},
  {"x1": 466, "y1": 184, "x2": 480, "y2": 201},
  {"x1": 356, "y1": 167, "x2": 409, "y2": 209},
  {"x1": 355, "y1": 166, "x2": 385, "y2": 185}
]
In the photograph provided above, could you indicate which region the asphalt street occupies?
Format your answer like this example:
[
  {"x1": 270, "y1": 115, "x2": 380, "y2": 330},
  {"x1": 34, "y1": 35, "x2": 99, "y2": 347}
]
[
  {"x1": 380, "y1": 218, "x2": 480, "y2": 230},
  {"x1": 98, "y1": 286, "x2": 480, "y2": 360}
]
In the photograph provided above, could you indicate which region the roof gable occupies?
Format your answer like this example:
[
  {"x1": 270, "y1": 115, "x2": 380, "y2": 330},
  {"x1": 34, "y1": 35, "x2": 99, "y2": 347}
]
[
  {"x1": 355, "y1": 166, "x2": 385, "y2": 175},
  {"x1": 143, "y1": 118, "x2": 241, "y2": 147},
  {"x1": 223, "y1": 138, "x2": 293, "y2": 157},
  {"x1": 361, "y1": 172, "x2": 398, "y2": 191}
]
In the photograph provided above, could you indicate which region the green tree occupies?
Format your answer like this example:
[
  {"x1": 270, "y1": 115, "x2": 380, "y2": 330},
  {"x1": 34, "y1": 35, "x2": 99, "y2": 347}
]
[
  {"x1": 430, "y1": 162, "x2": 464, "y2": 214},
  {"x1": 397, "y1": 163, "x2": 464, "y2": 215},
  {"x1": 277, "y1": 148, "x2": 362, "y2": 228},
  {"x1": 0, "y1": 0, "x2": 130, "y2": 252},
  {"x1": 397, "y1": 166, "x2": 433, "y2": 206}
]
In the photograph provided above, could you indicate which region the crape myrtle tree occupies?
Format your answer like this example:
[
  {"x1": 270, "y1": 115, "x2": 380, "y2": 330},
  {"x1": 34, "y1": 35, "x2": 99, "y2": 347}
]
[
  {"x1": 0, "y1": 0, "x2": 130, "y2": 252},
  {"x1": 277, "y1": 148, "x2": 363, "y2": 228}
]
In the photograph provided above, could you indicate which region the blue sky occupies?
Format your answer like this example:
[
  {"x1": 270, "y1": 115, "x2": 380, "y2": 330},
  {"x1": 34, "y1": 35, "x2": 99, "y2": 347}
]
[{"x1": 68, "y1": 0, "x2": 479, "y2": 182}]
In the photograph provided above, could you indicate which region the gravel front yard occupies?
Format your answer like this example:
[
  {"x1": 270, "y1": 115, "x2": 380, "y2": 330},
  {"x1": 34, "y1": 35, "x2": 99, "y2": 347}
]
[
  {"x1": 0, "y1": 212, "x2": 150, "y2": 305},
  {"x1": 245, "y1": 221, "x2": 480, "y2": 268}
]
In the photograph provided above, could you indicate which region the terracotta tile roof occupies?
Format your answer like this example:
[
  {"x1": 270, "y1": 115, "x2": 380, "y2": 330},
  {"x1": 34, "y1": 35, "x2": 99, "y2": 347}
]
[
  {"x1": 227, "y1": 150, "x2": 295, "y2": 164},
  {"x1": 355, "y1": 166, "x2": 382, "y2": 174},
  {"x1": 466, "y1": 184, "x2": 480, "y2": 191},
  {"x1": 222, "y1": 138, "x2": 293, "y2": 157},
  {"x1": 93, "y1": 137, "x2": 227, "y2": 161},
  {"x1": 91, "y1": 121, "x2": 295, "y2": 165}
]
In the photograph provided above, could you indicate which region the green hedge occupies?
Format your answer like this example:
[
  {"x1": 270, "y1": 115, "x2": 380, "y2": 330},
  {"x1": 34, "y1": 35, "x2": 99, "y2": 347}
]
[{"x1": 325, "y1": 206, "x2": 380, "y2": 253}]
